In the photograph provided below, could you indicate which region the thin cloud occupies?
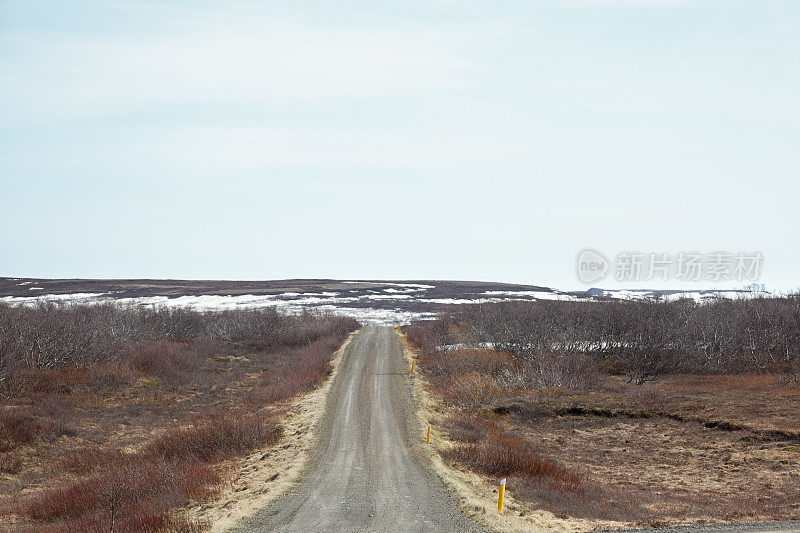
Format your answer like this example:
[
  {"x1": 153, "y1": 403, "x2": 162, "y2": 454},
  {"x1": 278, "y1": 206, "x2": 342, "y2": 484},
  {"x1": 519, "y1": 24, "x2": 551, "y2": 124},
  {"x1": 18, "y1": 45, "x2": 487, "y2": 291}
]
[{"x1": 0, "y1": 21, "x2": 478, "y2": 122}]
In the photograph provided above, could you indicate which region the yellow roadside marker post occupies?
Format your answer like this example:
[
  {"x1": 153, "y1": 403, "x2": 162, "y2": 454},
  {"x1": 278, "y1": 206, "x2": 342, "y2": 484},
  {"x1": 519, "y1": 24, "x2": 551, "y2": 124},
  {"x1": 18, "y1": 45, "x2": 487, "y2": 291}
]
[
  {"x1": 426, "y1": 424, "x2": 431, "y2": 444},
  {"x1": 498, "y1": 478, "x2": 506, "y2": 513},
  {"x1": 410, "y1": 361, "x2": 415, "y2": 374}
]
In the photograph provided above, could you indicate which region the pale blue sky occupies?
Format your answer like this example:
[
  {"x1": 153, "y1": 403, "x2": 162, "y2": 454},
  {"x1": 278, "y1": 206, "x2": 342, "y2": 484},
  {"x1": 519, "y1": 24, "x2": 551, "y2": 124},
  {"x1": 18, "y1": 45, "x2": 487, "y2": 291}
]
[{"x1": 1, "y1": 1, "x2": 798, "y2": 290}]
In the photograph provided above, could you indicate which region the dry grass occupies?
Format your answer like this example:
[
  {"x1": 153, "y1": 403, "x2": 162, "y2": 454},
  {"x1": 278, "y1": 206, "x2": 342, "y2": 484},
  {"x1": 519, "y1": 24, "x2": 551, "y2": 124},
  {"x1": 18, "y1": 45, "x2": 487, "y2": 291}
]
[
  {"x1": 20, "y1": 459, "x2": 218, "y2": 530},
  {"x1": 0, "y1": 452, "x2": 23, "y2": 475},
  {"x1": 406, "y1": 332, "x2": 800, "y2": 527},
  {"x1": 187, "y1": 330, "x2": 357, "y2": 531},
  {"x1": 246, "y1": 336, "x2": 346, "y2": 406},
  {"x1": 16, "y1": 412, "x2": 283, "y2": 532},
  {"x1": 0, "y1": 309, "x2": 357, "y2": 532},
  {"x1": 0, "y1": 410, "x2": 46, "y2": 452},
  {"x1": 442, "y1": 417, "x2": 582, "y2": 492},
  {"x1": 514, "y1": 375, "x2": 800, "y2": 525},
  {"x1": 143, "y1": 412, "x2": 282, "y2": 464}
]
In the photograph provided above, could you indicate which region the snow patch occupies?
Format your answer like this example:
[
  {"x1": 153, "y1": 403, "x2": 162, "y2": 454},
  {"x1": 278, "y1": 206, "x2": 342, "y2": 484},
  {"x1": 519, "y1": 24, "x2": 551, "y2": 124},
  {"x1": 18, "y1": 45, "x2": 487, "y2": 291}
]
[
  {"x1": 483, "y1": 290, "x2": 580, "y2": 301},
  {"x1": 590, "y1": 288, "x2": 773, "y2": 302},
  {"x1": 418, "y1": 298, "x2": 498, "y2": 304},
  {"x1": 1, "y1": 293, "x2": 108, "y2": 305}
]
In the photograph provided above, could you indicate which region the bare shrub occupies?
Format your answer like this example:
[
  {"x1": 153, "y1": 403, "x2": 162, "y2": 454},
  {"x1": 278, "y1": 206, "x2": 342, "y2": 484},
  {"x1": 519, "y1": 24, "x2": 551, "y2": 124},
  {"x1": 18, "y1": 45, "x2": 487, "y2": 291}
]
[
  {"x1": 128, "y1": 340, "x2": 196, "y2": 382},
  {"x1": 442, "y1": 371, "x2": 504, "y2": 410},
  {"x1": 59, "y1": 448, "x2": 128, "y2": 476},
  {"x1": 0, "y1": 300, "x2": 358, "y2": 532},
  {"x1": 248, "y1": 333, "x2": 348, "y2": 405},
  {"x1": 0, "y1": 409, "x2": 45, "y2": 451},
  {"x1": 20, "y1": 457, "x2": 217, "y2": 530},
  {"x1": 20, "y1": 410, "x2": 279, "y2": 531},
  {"x1": 408, "y1": 293, "x2": 800, "y2": 382},
  {"x1": 0, "y1": 451, "x2": 22, "y2": 474},
  {"x1": 86, "y1": 362, "x2": 134, "y2": 393},
  {"x1": 442, "y1": 414, "x2": 496, "y2": 444},
  {"x1": 38, "y1": 393, "x2": 77, "y2": 439},
  {"x1": 522, "y1": 351, "x2": 599, "y2": 390},
  {"x1": 0, "y1": 301, "x2": 358, "y2": 396},
  {"x1": 442, "y1": 419, "x2": 581, "y2": 492},
  {"x1": 624, "y1": 383, "x2": 667, "y2": 411},
  {"x1": 143, "y1": 412, "x2": 282, "y2": 463}
]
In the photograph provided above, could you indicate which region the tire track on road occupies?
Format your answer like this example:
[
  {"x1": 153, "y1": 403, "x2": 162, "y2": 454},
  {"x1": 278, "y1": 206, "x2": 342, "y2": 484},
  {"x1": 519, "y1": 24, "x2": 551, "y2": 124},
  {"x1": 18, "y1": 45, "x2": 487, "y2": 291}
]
[{"x1": 236, "y1": 326, "x2": 482, "y2": 532}]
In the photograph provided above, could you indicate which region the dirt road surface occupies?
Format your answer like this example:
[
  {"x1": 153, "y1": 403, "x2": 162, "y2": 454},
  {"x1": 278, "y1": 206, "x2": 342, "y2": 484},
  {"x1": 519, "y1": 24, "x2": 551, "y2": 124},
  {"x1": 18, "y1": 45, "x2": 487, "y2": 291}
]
[{"x1": 236, "y1": 326, "x2": 483, "y2": 532}]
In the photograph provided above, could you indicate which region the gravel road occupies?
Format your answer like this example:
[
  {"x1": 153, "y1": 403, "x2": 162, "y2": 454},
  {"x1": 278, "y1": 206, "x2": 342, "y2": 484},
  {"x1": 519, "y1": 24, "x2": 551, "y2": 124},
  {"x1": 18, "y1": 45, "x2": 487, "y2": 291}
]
[{"x1": 237, "y1": 326, "x2": 483, "y2": 532}]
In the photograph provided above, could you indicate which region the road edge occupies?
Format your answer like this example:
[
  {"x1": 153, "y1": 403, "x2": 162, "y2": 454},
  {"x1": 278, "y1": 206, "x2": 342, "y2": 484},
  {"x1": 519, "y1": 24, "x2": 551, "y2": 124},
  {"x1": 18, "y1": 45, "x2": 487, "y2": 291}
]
[
  {"x1": 188, "y1": 330, "x2": 360, "y2": 532},
  {"x1": 399, "y1": 331, "x2": 626, "y2": 533}
]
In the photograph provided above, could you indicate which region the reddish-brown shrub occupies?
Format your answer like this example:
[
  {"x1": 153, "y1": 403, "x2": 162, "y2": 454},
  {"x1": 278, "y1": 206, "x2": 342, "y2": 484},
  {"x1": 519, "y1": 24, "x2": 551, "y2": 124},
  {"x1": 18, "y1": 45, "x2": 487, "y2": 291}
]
[
  {"x1": 59, "y1": 447, "x2": 128, "y2": 476},
  {"x1": 442, "y1": 371, "x2": 503, "y2": 410},
  {"x1": 0, "y1": 410, "x2": 45, "y2": 451},
  {"x1": 248, "y1": 334, "x2": 345, "y2": 405},
  {"x1": 522, "y1": 351, "x2": 599, "y2": 390},
  {"x1": 87, "y1": 362, "x2": 134, "y2": 392},
  {"x1": 0, "y1": 302, "x2": 358, "y2": 531},
  {"x1": 0, "y1": 451, "x2": 22, "y2": 474},
  {"x1": 33, "y1": 510, "x2": 204, "y2": 533},
  {"x1": 624, "y1": 383, "x2": 667, "y2": 411},
  {"x1": 143, "y1": 412, "x2": 282, "y2": 463},
  {"x1": 20, "y1": 457, "x2": 219, "y2": 528},
  {"x1": 129, "y1": 340, "x2": 194, "y2": 381},
  {"x1": 443, "y1": 425, "x2": 581, "y2": 492},
  {"x1": 443, "y1": 414, "x2": 496, "y2": 444},
  {"x1": 21, "y1": 410, "x2": 278, "y2": 530}
]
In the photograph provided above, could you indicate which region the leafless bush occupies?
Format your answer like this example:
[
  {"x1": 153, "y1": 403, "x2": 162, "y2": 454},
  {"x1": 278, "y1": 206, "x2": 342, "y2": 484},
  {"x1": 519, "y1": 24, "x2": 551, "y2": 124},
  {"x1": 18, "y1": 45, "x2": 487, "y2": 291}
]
[
  {"x1": 0, "y1": 300, "x2": 358, "y2": 532},
  {"x1": 19, "y1": 457, "x2": 216, "y2": 531},
  {"x1": 521, "y1": 351, "x2": 599, "y2": 390},
  {"x1": 0, "y1": 409, "x2": 45, "y2": 451},
  {"x1": 0, "y1": 301, "x2": 358, "y2": 395},
  {"x1": 442, "y1": 371, "x2": 504, "y2": 410},
  {"x1": 59, "y1": 447, "x2": 129, "y2": 476},
  {"x1": 409, "y1": 294, "x2": 800, "y2": 383},
  {"x1": 20, "y1": 410, "x2": 282, "y2": 531},
  {"x1": 143, "y1": 411, "x2": 282, "y2": 463},
  {"x1": 248, "y1": 333, "x2": 348, "y2": 405},
  {"x1": 624, "y1": 384, "x2": 666, "y2": 411},
  {"x1": 442, "y1": 416, "x2": 581, "y2": 492},
  {"x1": 0, "y1": 451, "x2": 22, "y2": 474}
]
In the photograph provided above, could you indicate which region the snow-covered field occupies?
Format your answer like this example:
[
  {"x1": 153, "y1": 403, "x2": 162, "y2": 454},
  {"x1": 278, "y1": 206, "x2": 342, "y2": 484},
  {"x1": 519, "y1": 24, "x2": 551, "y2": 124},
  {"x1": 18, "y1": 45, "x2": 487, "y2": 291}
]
[
  {"x1": 587, "y1": 288, "x2": 774, "y2": 302},
  {"x1": 0, "y1": 285, "x2": 440, "y2": 325},
  {"x1": 0, "y1": 280, "x2": 776, "y2": 325}
]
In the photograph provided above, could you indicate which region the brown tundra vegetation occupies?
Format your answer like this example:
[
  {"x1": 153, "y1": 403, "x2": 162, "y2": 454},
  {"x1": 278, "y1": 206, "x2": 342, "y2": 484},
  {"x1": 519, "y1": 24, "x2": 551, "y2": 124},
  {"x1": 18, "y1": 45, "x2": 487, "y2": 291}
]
[
  {"x1": 0, "y1": 302, "x2": 358, "y2": 532},
  {"x1": 405, "y1": 295, "x2": 800, "y2": 527}
]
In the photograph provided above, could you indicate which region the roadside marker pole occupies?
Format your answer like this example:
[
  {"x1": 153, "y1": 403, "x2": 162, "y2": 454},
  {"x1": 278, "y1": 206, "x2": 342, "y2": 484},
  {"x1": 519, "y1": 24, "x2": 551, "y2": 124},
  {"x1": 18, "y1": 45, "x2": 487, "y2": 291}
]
[
  {"x1": 498, "y1": 478, "x2": 506, "y2": 513},
  {"x1": 410, "y1": 361, "x2": 415, "y2": 374},
  {"x1": 426, "y1": 424, "x2": 431, "y2": 444}
]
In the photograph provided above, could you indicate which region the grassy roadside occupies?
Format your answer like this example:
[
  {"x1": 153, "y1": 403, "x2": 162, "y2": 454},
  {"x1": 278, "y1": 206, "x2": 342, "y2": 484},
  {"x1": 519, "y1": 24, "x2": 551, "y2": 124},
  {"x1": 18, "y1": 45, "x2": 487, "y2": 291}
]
[
  {"x1": 400, "y1": 332, "x2": 624, "y2": 532},
  {"x1": 188, "y1": 330, "x2": 357, "y2": 531},
  {"x1": 0, "y1": 304, "x2": 359, "y2": 532},
  {"x1": 400, "y1": 323, "x2": 800, "y2": 529}
]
